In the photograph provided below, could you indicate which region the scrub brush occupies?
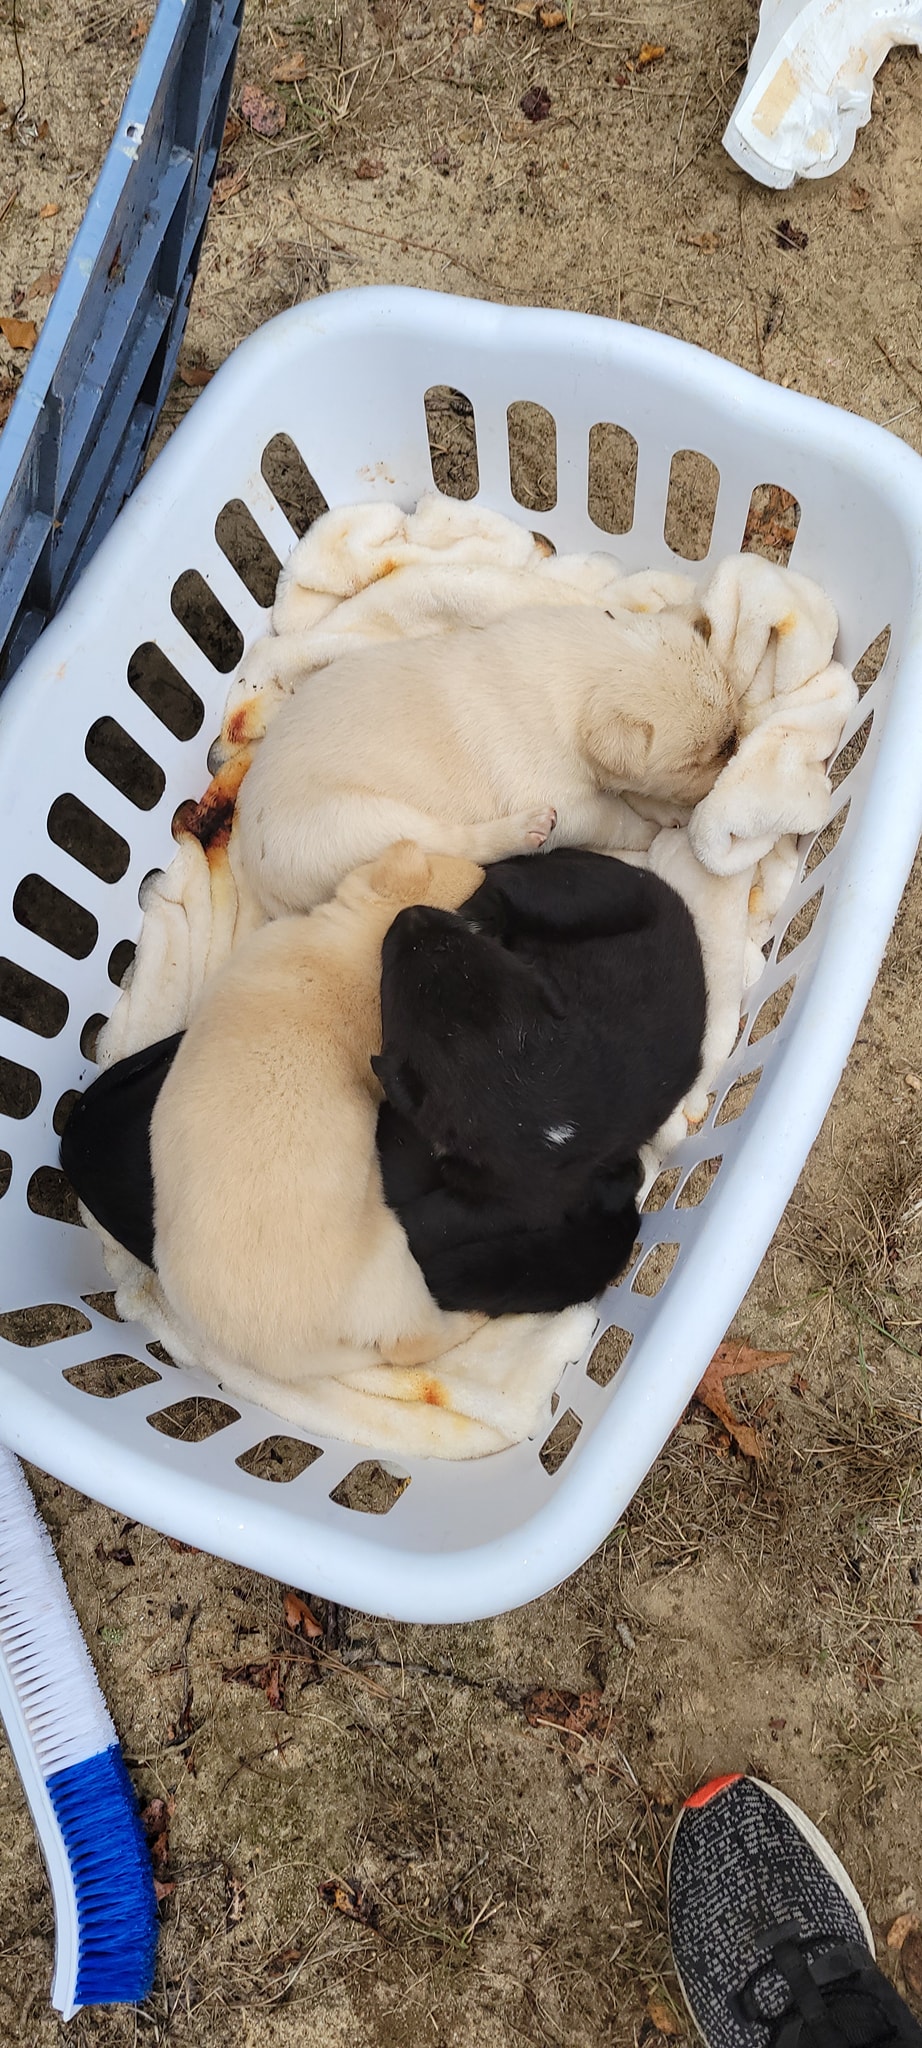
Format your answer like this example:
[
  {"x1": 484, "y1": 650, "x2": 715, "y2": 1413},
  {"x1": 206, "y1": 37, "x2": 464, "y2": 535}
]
[{"x1": 0, "y1": 1445, "x2": 158, "y2": 2017}]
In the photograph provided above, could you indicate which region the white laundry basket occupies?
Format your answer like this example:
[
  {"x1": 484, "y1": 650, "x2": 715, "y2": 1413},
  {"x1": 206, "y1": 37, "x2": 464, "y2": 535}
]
[{"x1": 1, "y1": 287, "x2": 920, "y2": 1624}]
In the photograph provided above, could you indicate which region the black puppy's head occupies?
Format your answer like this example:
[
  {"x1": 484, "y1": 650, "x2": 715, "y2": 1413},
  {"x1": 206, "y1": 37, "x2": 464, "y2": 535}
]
[{"x1": 372, "y1": 904, "x2": 563, "y2": 1167}]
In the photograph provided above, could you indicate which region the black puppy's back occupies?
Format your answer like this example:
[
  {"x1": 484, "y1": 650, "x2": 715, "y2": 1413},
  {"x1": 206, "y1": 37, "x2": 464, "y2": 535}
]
[{"x1": 376, "y1": 848, "x2": 705, "y2": 1314}]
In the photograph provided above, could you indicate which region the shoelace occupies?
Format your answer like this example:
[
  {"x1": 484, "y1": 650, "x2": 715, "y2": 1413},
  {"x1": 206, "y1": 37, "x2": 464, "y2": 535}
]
[{"x1": 735, "y1": 1926, "x2": 913, "y2": 2048}]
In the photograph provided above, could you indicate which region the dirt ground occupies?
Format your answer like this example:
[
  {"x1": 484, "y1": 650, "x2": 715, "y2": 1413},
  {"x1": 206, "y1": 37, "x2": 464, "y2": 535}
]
[{"x1": 1, "y1": 2, "x2": 922, "y2": 2044}]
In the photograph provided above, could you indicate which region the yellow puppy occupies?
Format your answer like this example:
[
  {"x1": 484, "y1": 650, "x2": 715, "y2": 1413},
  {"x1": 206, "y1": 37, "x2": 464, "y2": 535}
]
[
  {"x1": 150, "y1": 842, "x2": 486, "y2": 1390},
  {"x1": 236, "y1": 603, "x2": 738, "y2": 915}
]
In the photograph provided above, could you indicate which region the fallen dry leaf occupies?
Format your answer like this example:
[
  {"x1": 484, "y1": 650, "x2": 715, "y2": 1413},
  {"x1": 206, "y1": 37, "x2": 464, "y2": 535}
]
[
  {"x1": 637, "y1": 41, "x2": 666, "y2": 64},
  {"x1": 847, "y1": 182, "x2": 870, "y2": 210},
  {"x1": 166, "y1": 1534, "x2": 199, "y2": 1553},
  {"x1": 0, "y1": 316, "x2": 38, "y2": 350},
  {"x1": 685, "y1": 231, "x2": 721, "y2": 251},
  {"x1": 36, "y1": 120, "x2": 49, "y2": 142},
  {"x1": 270, "y1": 50, "x2": 308, "y2": 81},
  {"x1": 0, "y1": 379, "x2": 16, "y2": 429},
  {"x1": 318, "y1": 1875, "x2": 379, "y2": 1927},
  {"x1": 855, "y1": 1654, "x2": 884, "y2": 1692},
  {"x1": 128, "y1": 14, "x2": 150, "y2": 38},
  {"x1": 694, "y1": 1342, "x2": 792, "y2": 1460},
  {"x1": 775, "y1": 217, "x2": 808, "y2": 252},
  {"x1": 522, "y1": 1686, "x2": 616, "y2": 1753},
  {"x1": 520, "y1": 84, "x2": 552, "y2": 120},
  {"x1": 902, "y1": 1930, "x2": 922, "y2": 2001},
  {"x1": 24, "y1": 269, "x2": 60, "y2": 300},
  {"x1": 538, "y1": 5, "x2": 566, "y2": 25},
  {"x1": 94, "y1": 1540, "x2": 135, "y2": 1565},
  {"x1": 213, "y1": 167, "x2": 248, "y2": 206},
  {"x1": 38, "y1": 201, "x2": 59, "y2": 219},
  {"x1": 178, "y1": 363, "x2": 213, "y2": 387},
  {"x1": 646, "y1": 1996, "x2": 682, "y2": 2036},
  {"x1": 141, "y1": 1795, "x2": 175, "y2": 1899},
  {"x1": 240, "y1": 83, "x2": 286, "y2": 138},
  {"x1": 887, "y1": 1913, "x2": 922, "y2": 1950},
  {"x1": 223, "y1": 1657, "x2": 288, "y2": 1709},
  {"x1": 223, "y1": 112, "x2": 243, "y2": 148},
  {"x1": 355, "y1": 157, "x2": 386, "y2": 179},
  {"x1": 283, "y1": 1588, "x2": 324, "y2": 1639}
]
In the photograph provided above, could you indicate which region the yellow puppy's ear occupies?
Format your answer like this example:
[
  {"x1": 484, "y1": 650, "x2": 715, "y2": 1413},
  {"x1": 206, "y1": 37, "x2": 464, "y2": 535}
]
[
  {"x1": 602, "y1": 714, "x2": 655, "y2": 786},
  {"x1": 366, "y1": 839, "x2": 432, "y2": 901}
]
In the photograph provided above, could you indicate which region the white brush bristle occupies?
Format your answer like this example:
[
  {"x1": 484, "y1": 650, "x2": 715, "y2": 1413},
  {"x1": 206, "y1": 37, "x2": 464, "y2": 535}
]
[{"x1": 0, "y1": 1455, "x2": 114, "y2": 1774}]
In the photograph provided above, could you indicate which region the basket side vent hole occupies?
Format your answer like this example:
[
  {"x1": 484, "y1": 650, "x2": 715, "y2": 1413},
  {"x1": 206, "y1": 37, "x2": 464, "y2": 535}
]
[
  {"x1": 641, "y1": 1167, "x2": 681, "y2": 1215},
  {"x1": 236, "y1": 1436, "x2": 324, "y2": 1483},
  {"x1": 85, "y1": 717, "x2": 165, "y2": 812},
  {"x1": 0, "y1": 1303, "x2": 91, "y2": 1346},
  {"x1": 47, "y1": 793, "x2": 130, "y2": 884},
  {"x1": 171, "y1": 570, "x2": 244, "y2": 673},
  {"x1": 676, "y1": 1156, "x2": 722, "y2": 1208},
  {"x1": 804, "y1": 801, "x2": 850, "y2": 878},
  {"x1": 748, "y1": 980, "x2": 795, "y2": 1045},
  {"x1": 148, "y1": 1397, "x2": 240, "y2": 1442},
  {"x1": 81, "y1": 1290, "x2": 123, "y2": 1320},
  {"x1": 853, "y1": 624, "x2": 891, "y2": 694},
  {"x1": 664, "y1": 450, "x2": 719, "y2": 561},
  {"x1": 715, "y1": 1068, "x2": 762, "y2": 1127},
  {"x1": 631, "y1": 1241, "x2": 680, "y2": 1295},
  {"x1": 0, "y1": 1053, "x2": 41, "y2": 1119},
  {"x1": 586, "y1": 1324, "x2": 633, "y2": 1388},
  {"x1": 108, "y1": 939, "x2": 136, "y2": 988},
  {"x1": 588, "y1": 422, "x2": 638, "y2": 536},
  {"x1": 13, "y1": 874, "x2": 98, "y2": 962},
  {"x1": 260, "y1": 434, "x2": 329, "y2": 538},
  {"x1": 830, "y1": 711, "x2": 874, "y2": 791},
  {"x1": 128, "y1": 644, "x2": 204, "y2": 741},
  {"x1": 215, "y1": 500, "x2": 283, "y2": 609},
  {"x1": 0, "y1": 957, "x2": 68, "y2": 1039},
  {"x1": 0, "y1": 1153, "x2": 10, "y2": 1199},
  {"x1": 777, "y1": 887, "x2": 824, "y2": 962},
  {"x1": 28, "y1": 1165, "x2": 83, "y2": 1226},
  {"x1": 80, "y1": 1014, "x2": 107, "y2": 1064},
  {"x1": 742, "y1": 483, "x2": 801, "y2": 566},
  {"x1": 329, "y1": 1462, "x2": 409, "y2": 1514},
  {"x1": 539, "y1": 1406, "x2": 582, "y2": 1474},
  {"x1": 424, "y1": 385, "x2": 479, "y2": 502},
  {"x1": 507, "y1": 400, "x2": 557, "y2": 513},
  {"x1": 65, "y1": 1354, "x2": 161, "y2": 1398}
]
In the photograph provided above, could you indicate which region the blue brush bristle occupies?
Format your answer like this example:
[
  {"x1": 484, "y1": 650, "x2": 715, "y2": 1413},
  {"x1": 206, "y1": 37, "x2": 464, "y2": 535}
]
[{"x1": 46, "y1": 1745, "x2": 158, "y2": 2006}]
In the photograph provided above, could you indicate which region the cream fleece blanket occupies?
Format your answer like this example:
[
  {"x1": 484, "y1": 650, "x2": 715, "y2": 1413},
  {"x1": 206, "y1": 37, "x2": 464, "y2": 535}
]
[{"x1": 93, "y1": 496, "x2": 856, "y2": 1458}]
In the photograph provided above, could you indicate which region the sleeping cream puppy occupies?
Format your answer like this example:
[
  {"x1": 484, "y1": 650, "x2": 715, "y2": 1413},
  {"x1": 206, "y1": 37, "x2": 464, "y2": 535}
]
[
  {"x1": 148, "y1": 841, "x2": 490, "y2": 1390},
  {"x1": 235, "y1": 603, "x2": 738, "y2": 916}
]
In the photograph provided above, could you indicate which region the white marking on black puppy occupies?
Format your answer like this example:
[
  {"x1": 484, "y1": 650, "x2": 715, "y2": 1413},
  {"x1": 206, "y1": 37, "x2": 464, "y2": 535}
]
[{"x1": 543, "y1": 1122, "x2": 576, "y2": 1147}]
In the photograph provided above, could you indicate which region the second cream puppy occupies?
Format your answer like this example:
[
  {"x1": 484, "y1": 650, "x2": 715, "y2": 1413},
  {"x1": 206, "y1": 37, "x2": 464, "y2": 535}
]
[
  {"x1": 236, "y1": 603, "x2": 738, "y2": 916},
  {"x1": 150, "y1": 841, "x2": 489, "y2": 1391}
]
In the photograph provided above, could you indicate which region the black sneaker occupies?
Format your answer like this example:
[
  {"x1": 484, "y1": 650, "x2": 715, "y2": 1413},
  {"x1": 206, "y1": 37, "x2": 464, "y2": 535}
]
[{"x1": 667, "y1": 1774, "x2": 922, "y2": 2048}]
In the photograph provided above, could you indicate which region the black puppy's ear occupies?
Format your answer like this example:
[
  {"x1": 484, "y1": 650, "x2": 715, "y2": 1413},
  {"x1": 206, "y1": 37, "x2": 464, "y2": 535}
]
[{"x1": 370, "y1": 1052, "x2": 427, "y2": 1116}]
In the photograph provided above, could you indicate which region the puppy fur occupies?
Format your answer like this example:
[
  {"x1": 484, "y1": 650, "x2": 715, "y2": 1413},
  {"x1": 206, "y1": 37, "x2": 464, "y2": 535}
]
[
  {"x1": 149, "y1": 841, "x2": 488, "y2": 1387},
  {"x1": 374, "y1": 848, "x2": 706, "y2": 1314},
  {"x1": 236, "y1": 604, "x2": 738, "y2": 915}
]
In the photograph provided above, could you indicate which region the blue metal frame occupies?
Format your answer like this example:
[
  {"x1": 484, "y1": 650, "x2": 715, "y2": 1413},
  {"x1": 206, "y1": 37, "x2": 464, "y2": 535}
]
[{"x1": 0, "y1": 0, "x2": 243, "y2": 684}]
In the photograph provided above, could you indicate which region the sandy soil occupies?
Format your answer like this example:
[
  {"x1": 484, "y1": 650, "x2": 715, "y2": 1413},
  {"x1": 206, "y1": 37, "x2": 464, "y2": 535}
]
[{"x1": 1, "y1": 2, "x2": 921, "y2": 2044}]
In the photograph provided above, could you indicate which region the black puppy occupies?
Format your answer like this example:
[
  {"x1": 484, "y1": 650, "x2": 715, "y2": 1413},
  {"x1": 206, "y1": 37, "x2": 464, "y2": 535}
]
[
  {"x1": 374, "y1": 848, "x2": 706, "y2": 1314},
  {"x1": 59, "y1": 1031, "x2": 183, "y2": 1266}
]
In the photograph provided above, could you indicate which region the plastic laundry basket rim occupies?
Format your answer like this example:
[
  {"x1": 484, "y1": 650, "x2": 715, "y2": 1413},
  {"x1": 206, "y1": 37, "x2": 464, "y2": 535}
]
[{"x1": 2, "y1": 285, "x2": 922, "y2": 1622}]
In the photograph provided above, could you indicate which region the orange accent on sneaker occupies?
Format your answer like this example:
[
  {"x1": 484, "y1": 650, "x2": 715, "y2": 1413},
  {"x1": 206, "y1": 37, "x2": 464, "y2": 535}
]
[{"x1": 684, "y1": 1773, "x2": 745, "y2": 1810}]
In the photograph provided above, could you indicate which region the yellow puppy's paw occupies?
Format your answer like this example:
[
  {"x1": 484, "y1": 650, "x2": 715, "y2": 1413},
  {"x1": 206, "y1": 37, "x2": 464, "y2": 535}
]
[{"x1": 519, "y1": 805, "x2": 558, "y2": 850}]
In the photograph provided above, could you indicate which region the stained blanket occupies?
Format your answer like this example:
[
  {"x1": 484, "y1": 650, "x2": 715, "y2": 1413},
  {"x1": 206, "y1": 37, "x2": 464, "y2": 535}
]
[{"x1": 92, "y1": 495, "x2": 856, "y2": 1458}]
